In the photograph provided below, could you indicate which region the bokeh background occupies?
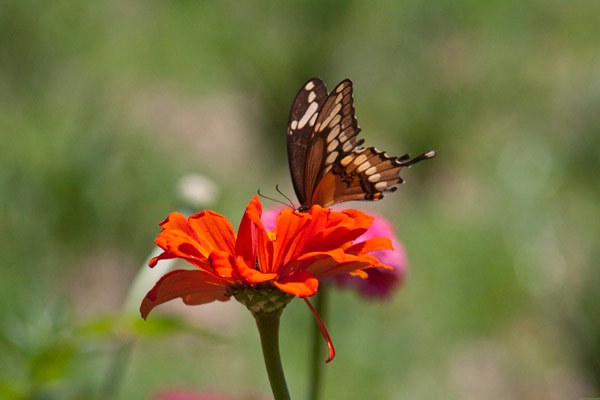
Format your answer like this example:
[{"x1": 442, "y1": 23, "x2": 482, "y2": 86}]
[{"x1": 1, "y1": 1, "x2": 599, "y2": 399}]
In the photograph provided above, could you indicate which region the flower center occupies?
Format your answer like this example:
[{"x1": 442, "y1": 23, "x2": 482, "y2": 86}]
[{"x1": 231, "y1": 283, "x2": 295, "y2": 317}]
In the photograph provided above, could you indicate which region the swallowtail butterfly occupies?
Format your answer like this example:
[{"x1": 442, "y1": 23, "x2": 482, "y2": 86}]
[{"x1": 286, "y1": 78, "x2": 436, "y2": 211}]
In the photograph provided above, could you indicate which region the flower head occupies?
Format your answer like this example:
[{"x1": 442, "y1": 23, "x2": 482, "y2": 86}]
[{"x1": 140, "y1": 196, "x2": 393, "y2": 361}]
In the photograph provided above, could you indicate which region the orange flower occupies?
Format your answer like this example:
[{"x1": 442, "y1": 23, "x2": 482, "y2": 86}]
[{"x1": 140, "y1": 195, "x2": 393, "y2": 360}]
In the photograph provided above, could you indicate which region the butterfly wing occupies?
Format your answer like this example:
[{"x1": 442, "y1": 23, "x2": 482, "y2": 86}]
[
  {"x1": 312, "y1": 148, "x2": 436, "y2": 207},
  {"x1": 287, "y1": 78, "x2": 436, "y2": 210},
  {"x1": 302, "y1": 79, "x2": 364, "y2": 204},
  {"x1": 286, "y1": 78, "x2": 329, "y2": 207}
]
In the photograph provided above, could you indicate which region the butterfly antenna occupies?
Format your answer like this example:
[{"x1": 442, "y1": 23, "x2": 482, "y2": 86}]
[
  {"x1": 398, "y1": 150, "x2": 437, "y2": 167},
  {"x1": 257, "y1": 187, "x2": 296, "y2": 209},
  {"x1": 275, "y1": 184, "x2": 296, "y2": 209}
]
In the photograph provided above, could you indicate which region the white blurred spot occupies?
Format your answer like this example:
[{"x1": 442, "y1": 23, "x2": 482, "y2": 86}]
[{"x1": 177, "y1": 174, "x2": 219, "y2": 208}]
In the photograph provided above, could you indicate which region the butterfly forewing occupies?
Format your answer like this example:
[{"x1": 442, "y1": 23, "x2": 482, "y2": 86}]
[
  {"x1": 286, "y1": 78, "x2": 328, "y2": 206},
  {"x1": 302, "y1": 79, "x2": 363, "y2": 205},
  {"x1": 310, "y1": 80, "x2": 362, "y2": 174}
]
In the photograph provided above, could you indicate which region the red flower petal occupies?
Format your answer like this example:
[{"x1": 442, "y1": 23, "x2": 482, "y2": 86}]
[
  {"x1": 186, "y1": 210, "x2": 236, "y2": 256},
  {"x1": 304, "y1": 298, "x2": 335, "y2": 363},
  {"x1": 273, "y1": 271, "x2": 318, "y2": 297},
  {"x1": 234, "y1": 254, "x2": 277, "y2": 283},
  {"x1": 208, "y1": 250, "x2": 236, "y2": 279},
  {"x1": 236, "y1": 196, "x2": 273, "y2": 274},
  {"x1": 140, "y1": 269, "x2": 229, "y2": 319},
  {"x1": 346, "y1": 237, "x2": 393, "y2": 255},
  {"x1": 272, "y1": 208, "x2": 312, "y2": 269},
  {"x1": 303, "y1": 207, "x2": 372, "y2": 253},
  {"x1": 150, "y1": 211, "x2": 237, "y2": 270}
]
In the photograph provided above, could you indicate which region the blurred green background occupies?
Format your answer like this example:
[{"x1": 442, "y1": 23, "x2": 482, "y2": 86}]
[{"x1": 1, "y1": 1, "x2": 599, "y2": 399}]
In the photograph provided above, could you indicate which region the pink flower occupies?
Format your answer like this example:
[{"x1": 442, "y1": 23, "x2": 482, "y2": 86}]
[{"x1": 153, "y1": 389, "x2": 234, "y2": 400}]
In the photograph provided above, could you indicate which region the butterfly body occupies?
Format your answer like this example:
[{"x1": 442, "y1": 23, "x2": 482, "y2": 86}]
[{"x1": 286, "y1": 78, "x2": 436, "y2": 211}]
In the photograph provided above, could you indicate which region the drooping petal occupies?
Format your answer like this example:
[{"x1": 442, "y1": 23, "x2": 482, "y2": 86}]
[
  {"x1": 304, "y1": 298, "x2": 335, "y2": 363},
  {"x1": 149, "y1": 250, "x2": 177, "y2": 268},
  {"x1": 140, "y1": 269, "x2": 230, "y2": 319}
]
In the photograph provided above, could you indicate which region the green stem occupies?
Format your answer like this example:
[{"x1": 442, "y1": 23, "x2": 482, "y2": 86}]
[
  {"x1": 101, "y1": 339, "x2": 133, "y2": 399},
  {"x1": 254, "y1": 312, "x2": 291, "y2": 400},
  {"x1": 308, "y1": 287, "x2": 328, "y2": 400}
]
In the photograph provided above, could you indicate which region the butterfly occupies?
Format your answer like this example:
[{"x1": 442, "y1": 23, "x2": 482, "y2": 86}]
[{"x1": 286, "y1": 78, "x2": 436, "y2": 211}]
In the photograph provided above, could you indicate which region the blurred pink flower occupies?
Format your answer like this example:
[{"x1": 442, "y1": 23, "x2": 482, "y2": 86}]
[
  {"x1": 153, "y1": 389, "x2": 233, "y2": 400},
  {"x1": 262, "y1": 205, "x2": 407, "y2": 300}
]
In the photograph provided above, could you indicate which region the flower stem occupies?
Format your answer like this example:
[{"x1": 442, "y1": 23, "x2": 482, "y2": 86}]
[
  {"x1": 101, "y1": 339, "x2": 133, "y2": 399},
  {"x1": 308, "y1": 287, "x2": 328, "y2": 400},
  {"x1": 254, "y1": 312, "x2": 291, "y2": 400}
]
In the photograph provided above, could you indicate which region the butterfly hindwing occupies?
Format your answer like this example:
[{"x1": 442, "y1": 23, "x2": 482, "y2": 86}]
[{"x1": 327, "y1": 147, "x2": 406, "y2": 203}]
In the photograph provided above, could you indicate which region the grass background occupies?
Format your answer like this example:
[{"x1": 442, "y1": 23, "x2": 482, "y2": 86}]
[{"x1": 1, "y1": 1, "x2": 599, "y2": 399}]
